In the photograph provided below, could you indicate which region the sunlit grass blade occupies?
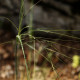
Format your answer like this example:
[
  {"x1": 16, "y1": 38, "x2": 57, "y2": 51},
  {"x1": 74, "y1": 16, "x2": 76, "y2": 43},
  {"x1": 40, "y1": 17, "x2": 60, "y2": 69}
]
[
  {"x1": 15, "y1": 41, "x2": 18, "y2": 80},
  {"x1": 19, "y1": 26, "x2": 29, "y2": 34},
  {"x1": 24, "y1": 0, "x2": 42, "y2": 17},
  {"x1": 45, "y1": 47, "x2": 72, "y2": 60},
  {"x1": 24, "y1": 43, "x2": 59, "y2": 79},
  {"x1": 0, "y1": 16, "x2": 18, "y2": 31},
  {"x1": 16, "y1": 35, "x2": 30, "y2": 80},
  {"x1": 32, "y1": 29, "x2": 80, "y2": 40},
  {"x1": 18, "y1": 0, "x2": 24, "y2": 35},
  {"x1": 42, "y1": 39, "x2": 80, "y2": 51},
  {"x1": 0, "y1": 40, "x2": 14, "y2": 45}
]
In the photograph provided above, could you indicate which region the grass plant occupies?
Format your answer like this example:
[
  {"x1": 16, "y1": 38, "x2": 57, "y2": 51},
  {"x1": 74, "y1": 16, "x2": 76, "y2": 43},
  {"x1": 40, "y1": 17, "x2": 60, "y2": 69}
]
[{"x1": 0, "y1": 0, "x2": 80, "y2": 80}]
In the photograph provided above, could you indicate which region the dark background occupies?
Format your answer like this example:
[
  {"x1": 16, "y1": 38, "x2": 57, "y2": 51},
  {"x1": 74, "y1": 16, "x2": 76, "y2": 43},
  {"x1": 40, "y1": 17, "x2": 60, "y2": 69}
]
[{"x1": 0, "y1": 0, "x2": 80, "y2": 37}]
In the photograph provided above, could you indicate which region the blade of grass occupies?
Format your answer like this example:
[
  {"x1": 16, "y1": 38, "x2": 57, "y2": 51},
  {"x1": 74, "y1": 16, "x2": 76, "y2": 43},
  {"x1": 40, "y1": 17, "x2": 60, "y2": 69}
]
[
  {"x1": 0, "y1": 40, "x2": 14, "y2": 45},
  {"x1": 0, "y1": 16, "x2": 18, "y2": 31},
  {"x1": 18, "y1": 0, "x2": 24, "y2": 35},
  {"x1": 35, "y1": 29, "x2": 80, "y2": 40},
  {"x1": 42, "y1": 39, "x2": 80, "y2": 51},
  {"x1": 24, "y1": 43, "x2": 59, "y2": 79},
  {"x1": 16, "y1": 35, "x2": 30, "y2": 80},
  {"x1": 24, "y1": 0, "x2": 42, "y2": 17},
  {"x1": 15, "y1": 41, "x2": 18, "y2": 80}
]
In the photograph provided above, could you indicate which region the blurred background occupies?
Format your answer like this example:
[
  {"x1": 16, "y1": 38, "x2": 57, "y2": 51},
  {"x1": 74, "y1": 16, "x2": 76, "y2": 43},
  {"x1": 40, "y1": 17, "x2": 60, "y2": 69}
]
[{"x1": 0, "y1": 0, "x2": 80, "y2": 80}]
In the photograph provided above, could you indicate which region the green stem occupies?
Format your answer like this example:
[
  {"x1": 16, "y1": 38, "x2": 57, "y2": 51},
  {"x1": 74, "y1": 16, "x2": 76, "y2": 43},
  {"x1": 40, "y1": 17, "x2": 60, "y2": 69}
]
[
  {"x1": 15, "y1": 41, "x2": 18, "y2": 80},
  {"x1": 33, "y1": 38, "x2": 36, "y2": 78},
  {"x1": 16, "y1": 35, "x2": 30, "y2": 80}
]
